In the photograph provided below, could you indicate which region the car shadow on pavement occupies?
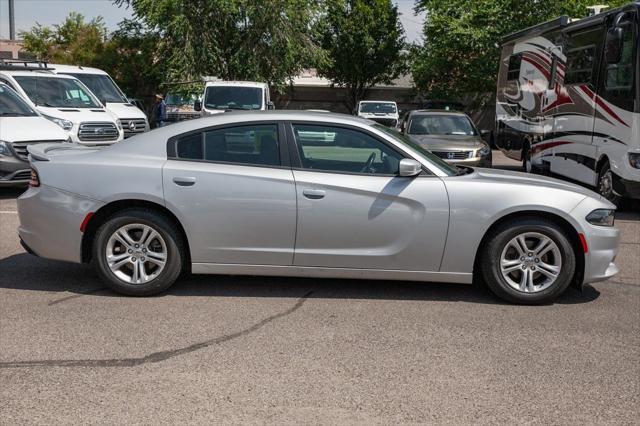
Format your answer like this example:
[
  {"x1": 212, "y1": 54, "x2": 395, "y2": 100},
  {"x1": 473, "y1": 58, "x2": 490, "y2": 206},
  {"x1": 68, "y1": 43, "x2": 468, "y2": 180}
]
[
  {"x1": 0, "y1": 253, "x2": 600, "y2": 306},
  {"x1": 0, "y1": 187, "x2": 26, "y2": 200}
]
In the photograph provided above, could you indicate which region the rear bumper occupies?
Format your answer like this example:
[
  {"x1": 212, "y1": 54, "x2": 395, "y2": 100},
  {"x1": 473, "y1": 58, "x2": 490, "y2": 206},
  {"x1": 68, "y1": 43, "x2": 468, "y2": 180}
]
[{"x1": 17, "y1": 185, "x2": 104, "y2": 263}]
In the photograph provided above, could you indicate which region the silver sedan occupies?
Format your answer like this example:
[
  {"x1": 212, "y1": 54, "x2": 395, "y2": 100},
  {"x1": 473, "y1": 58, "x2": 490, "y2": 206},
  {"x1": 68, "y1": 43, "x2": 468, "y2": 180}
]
[{"x1": 17, "y1": 111, "x2": 620, "y2": 304}]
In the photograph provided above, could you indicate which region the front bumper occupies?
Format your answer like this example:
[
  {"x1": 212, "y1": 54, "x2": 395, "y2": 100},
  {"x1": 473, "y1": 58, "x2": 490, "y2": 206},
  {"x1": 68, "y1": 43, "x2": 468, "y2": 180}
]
[
  {"x1": 0, "y1": 154, "x2": 30, "y2": 186},
  {"x1": 18, "y1": 185, "x2": 104, "y2": 263},
  {"x1": 442, "y1": 154, "x2": 492, "y2": 167},
  {"x1": 615, "y1": 177, "x2": 640, "y2": 200}
]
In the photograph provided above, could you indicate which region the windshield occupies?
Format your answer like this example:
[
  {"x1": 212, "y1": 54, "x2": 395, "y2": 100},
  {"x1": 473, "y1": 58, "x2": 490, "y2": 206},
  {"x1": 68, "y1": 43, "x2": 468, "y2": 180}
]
[
  {"x1": 374, "y1": 124, "x2": 459, "y2": 176},
  {"x1": 409, "y1": 114, "x2": 477, "y2": 136},
  {"x1": 359, "y1": 102, "x2": 397, "y2": 114},
  {"x1": 204, "y1": 86, "x2": 262, "y2": 110},
  {"x1": 0, "y1": 85, "x2": 38, "y2": 117},
  {"x1": 64, "y1": 73, "x2": 127, "y2": 103},
  {"x1": 14, "y1": 76, "x2": 101, "y2": 108},
  {"x1": 166, "y1": 92, "x2": 198, "y2": 107}
]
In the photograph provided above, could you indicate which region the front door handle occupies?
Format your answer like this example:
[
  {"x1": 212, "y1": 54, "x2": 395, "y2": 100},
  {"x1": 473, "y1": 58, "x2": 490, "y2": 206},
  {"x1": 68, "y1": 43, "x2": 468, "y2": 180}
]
[
  {"x1": 173, "y1": 176, "x2": 197, "y2": 186},
  {"x1": 303, "y1": 188, "x2": 325, "y2": 199}
]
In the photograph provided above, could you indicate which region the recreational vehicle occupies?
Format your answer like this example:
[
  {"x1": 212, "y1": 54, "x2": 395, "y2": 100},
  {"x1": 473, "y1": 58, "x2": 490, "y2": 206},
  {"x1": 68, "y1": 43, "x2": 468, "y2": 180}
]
[{"x1": 495, "y1": 2, "x2": 639, "y2": 205}]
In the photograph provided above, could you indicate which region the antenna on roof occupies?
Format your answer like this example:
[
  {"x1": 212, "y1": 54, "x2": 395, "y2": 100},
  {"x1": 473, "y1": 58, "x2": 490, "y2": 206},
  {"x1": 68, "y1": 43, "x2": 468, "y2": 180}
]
[{"x1": 586, "y1": 5, "x2": 609, "y2": 16}]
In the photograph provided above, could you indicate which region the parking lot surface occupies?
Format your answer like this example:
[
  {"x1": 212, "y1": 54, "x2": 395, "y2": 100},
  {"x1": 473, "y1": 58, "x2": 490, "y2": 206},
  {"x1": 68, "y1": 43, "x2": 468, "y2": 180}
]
[{"x1": 1, "y1": 152, "x2": 638, "y2": 424}]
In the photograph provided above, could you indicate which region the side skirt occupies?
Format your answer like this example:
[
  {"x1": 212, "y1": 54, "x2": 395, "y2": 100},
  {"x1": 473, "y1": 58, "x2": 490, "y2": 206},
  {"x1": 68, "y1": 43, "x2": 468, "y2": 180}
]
[{"x1": 191, "y1": 263, "x2": 474, "y2": 284}]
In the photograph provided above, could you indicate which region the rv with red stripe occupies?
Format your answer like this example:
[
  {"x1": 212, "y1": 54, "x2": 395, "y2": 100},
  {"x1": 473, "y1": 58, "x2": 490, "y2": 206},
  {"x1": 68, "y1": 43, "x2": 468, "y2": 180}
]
[{"x1": 495, "y1": 2, "x2": 639, "y2": 205}]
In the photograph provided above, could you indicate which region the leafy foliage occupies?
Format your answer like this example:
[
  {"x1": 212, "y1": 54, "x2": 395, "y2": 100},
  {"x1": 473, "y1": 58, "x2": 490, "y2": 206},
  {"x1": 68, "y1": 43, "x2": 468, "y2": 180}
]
[
  {"x1": 316, "y1": 0, "x2": 406, "y2": 111},
  {"x1": 114, "y1": 0, "x2": 324, "y2": 90},
  {"x1": 20, "y1": 12, "x2": 107, "y2": 65},
  {"x1": 412, "y1": 0, "x2": 629, "y2": 101}
]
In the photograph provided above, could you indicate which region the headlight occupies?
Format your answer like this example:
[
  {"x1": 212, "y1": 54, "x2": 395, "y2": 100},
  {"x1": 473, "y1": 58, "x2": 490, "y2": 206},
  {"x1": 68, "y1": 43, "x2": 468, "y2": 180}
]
[
  {"x1": 0, "y1": 141, "x2": 10, "y2": 156},
  {"x1": 477, "y1": 144, "x2": 491, "y2": 157},
  {"x1": 43, "y1": 115, "x2": 73, "y2": 131},
  {"x1": 586, "y1": 209, "x2": 615, "y2": 227},
  {"x1": 116, "y1": 119, "x2": 123, "y2": 130},
  {"x1": 629, "y1": 153, "x2": 640, "y2": 169}
]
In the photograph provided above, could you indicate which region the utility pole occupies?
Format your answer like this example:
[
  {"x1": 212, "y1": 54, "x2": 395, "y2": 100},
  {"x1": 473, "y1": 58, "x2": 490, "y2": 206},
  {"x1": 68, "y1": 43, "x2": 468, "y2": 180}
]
[{"x1": 8, "y1": 0, "x2": 16, "y2": 40}]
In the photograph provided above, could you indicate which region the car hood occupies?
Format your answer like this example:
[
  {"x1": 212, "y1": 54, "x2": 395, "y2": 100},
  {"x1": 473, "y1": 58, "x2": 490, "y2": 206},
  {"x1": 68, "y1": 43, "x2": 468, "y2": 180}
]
[
  {"x1": 36, "y1": 106, "x2": 119, "y2": 124},
  {"x1": 468, "y1": 167, "x2": 601, "y2": 199},
  {"x1": 104, "y1": 102, "x2": 146, "y2": 120},
  {"x1": 0, "y1": 116, "x2": 69, "y2": 142},
  {"x1": 409, "y1": 134, "x2": 485, "y2": 150}
]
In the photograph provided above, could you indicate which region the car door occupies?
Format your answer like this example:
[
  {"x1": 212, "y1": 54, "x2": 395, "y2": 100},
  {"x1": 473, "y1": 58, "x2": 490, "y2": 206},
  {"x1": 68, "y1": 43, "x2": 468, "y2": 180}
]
[
  {"x1": 163, "y1": 122, "x2": 297, "y2": 265},
  {"x1": 289, "y1": 122, "x2": 449, "y2": 271}
]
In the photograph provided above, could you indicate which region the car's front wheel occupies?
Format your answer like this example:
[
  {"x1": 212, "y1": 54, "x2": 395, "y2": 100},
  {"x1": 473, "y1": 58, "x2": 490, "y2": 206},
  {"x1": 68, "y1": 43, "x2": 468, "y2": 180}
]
[
  {"x1": 481, "y1": 218, "x2": 576, "y2": 304},
  {"x1": 93, "y1": 209, "x2": 184, "y2": 296}
]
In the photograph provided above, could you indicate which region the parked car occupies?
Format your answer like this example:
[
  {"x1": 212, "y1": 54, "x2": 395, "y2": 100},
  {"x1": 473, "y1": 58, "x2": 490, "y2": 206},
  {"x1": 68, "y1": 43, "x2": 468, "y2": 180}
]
[
  {"x1": 165, "y1": 91, "x2": 202, "y2": 123},
  {"x1": 50, "y1": 64, "x2": 149, "y2": 138},
  {"x1": 356, "y1": 100, "x2": 399, "y2": 127},
  {"x1": 0, "y1": 83, "x2": 68, "y2": 186},
  {"x1": 0, "y1": 64, "x2": 124, "y2": 145},
  {"x1": 399, "y1": 110, "x2": 492, "y2": 167},
  {"x1": 195, "y1": 80, "x2": 273, "y2": 114},
  {"x1": 18, "y1": 111, "x2": 619, "y2": 304},
  {"x1": 495, "y1": 2, "x2": 639, "y2": 205}
]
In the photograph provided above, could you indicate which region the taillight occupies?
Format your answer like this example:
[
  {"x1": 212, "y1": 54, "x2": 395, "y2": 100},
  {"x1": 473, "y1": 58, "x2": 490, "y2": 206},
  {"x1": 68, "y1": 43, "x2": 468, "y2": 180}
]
[{"x1": 29, "y1": 167, "x2": 40, "y2": 187}]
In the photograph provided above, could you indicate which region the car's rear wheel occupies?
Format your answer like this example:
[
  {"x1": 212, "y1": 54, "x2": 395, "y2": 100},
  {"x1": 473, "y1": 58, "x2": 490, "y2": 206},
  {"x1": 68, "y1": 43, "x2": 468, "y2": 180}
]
[
  {"x1": 93, "y1": 209, "x2": 183, "y2": 296},
  {"x1": 481, "y1": 218, "x2": 576, "y2": 304}
]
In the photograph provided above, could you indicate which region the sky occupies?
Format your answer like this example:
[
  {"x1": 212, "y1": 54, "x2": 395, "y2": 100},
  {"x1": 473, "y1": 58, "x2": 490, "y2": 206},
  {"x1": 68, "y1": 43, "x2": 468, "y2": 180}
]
[{"x1": 0, "y1": 0, "x2": 424, "y2": 42}]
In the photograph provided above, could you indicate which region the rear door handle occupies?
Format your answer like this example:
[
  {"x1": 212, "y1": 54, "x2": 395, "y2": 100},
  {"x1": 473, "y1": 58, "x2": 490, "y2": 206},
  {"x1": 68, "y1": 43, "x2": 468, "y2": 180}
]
[
  {"x1": 302, "y1": 188, "x2": 325, "y2": 199},
  {"x1": 173, "y1": 176, "x2": 197, "y2": 186}
]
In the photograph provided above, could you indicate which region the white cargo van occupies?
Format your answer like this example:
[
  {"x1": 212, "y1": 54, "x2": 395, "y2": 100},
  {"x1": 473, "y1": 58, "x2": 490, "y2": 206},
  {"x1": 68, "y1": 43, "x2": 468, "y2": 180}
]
[
  {"x1": 195, "y1": 80, "x2": 273, "y2": 114},
  {"x1": 0, "y1": 65, "x2": 124, "y2": 145},
  {"x1": 356, "y1": 100, "x2": 400, "y2": 127},
  {"x1": 51, "y1": 64, "x2": 149, "y2": 138}
]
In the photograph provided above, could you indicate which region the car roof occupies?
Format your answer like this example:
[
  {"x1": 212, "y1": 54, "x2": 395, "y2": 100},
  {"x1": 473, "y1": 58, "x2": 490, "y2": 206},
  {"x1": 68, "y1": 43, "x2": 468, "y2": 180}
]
[
  {"x1": 0, "y1": 69, "x2": 78, "y2": 79},
  {"x1": 49, "y1": 64, "x2": 109, "y2": 75},
  {"x1": 409, "y1": 109, "x2": 468, "y2": 116},
  {"x1": 359, "y1": 100, "x2": 397, "y2": 104},
  {"x1": 204, "y1": 81, "x2": 268, "y2": 88}
]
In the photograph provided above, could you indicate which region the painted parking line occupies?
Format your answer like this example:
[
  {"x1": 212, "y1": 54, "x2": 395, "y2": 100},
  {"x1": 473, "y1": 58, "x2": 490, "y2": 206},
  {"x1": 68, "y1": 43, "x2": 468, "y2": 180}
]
[{"x1": 0, "y1": 211, "x2": 18, "y2": 214}]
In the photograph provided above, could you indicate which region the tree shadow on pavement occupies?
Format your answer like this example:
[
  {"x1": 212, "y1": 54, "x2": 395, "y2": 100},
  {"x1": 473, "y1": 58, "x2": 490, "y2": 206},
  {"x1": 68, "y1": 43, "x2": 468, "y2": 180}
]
[{"x1": 0, "y1": 253, "x2": 600, "y2": 306}]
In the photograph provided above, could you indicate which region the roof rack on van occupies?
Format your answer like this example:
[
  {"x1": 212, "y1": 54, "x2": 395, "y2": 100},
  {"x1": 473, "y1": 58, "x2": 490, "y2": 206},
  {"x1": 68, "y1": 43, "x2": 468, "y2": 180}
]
[{"x1": 0, "y1": 59, "x2": 56, "y2": 71}]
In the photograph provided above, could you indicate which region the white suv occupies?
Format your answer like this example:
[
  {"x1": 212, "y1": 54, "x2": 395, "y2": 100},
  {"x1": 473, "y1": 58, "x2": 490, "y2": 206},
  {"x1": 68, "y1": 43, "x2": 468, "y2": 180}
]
[
  {"x1": 50, "y1": 64, "x2": 149, "y2": 138},
  {"x1": 356, "y1": 100, "x2": 399, "y2": 128},
  {"x1": 0, "y1": 67, "x2": 123, "y2": 145}
]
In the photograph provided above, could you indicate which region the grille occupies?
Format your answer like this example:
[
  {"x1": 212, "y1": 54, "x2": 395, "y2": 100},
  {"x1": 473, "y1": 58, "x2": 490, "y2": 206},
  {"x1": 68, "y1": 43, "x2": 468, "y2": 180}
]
[
  {"x1": 78, "y1": 122, "x2": 119, "y2": 142},
  {"x1": 370, "y1": 117, "x2": 397, "y2": 127},
  {"x1": 11, "y1": 170, "x2": 31, "y2": 181},
  {"x1": 122, "y1": 118, "x2": 148, "y2": 138},
  {"x1": 11, "y1": 141, "x2": 64, "y2": 161},
  {"x1": 431, "y1": 150, "x2": 473, "y2": 160}
]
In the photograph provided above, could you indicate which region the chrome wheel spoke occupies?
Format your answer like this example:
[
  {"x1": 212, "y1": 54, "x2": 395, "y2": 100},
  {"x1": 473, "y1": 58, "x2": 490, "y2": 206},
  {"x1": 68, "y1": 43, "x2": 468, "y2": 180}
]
[
  {"x1": 106, "y1": 223, "x2": 167, "y2": 285},
  {"x1": 501, "y1": 232, "x2": 562, "y2": 294}
]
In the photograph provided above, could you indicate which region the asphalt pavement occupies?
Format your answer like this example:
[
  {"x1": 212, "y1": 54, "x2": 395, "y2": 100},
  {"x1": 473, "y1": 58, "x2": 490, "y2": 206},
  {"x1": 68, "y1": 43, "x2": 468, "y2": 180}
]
[{"x1": 0, "y1": 152, "x2": 638, "y2": 424}]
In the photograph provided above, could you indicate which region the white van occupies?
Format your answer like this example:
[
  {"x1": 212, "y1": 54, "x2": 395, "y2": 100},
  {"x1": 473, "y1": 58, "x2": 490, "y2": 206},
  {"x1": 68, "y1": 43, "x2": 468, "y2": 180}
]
[
  {"x1": 356, "y1": 100, "x2": 400, "y2": 127},
  {"x1": 195, "y1": 80, "x2": 273, "y2": 115},
  {"x1": 50, "y1": 64, "x2": 149, "y2": 138},
  {"x1": 0, "y1": 66, "x2": 124, "y2": 145},
  {"x1": 0, "y1": 82, "x2": 69, "y2": 186}
]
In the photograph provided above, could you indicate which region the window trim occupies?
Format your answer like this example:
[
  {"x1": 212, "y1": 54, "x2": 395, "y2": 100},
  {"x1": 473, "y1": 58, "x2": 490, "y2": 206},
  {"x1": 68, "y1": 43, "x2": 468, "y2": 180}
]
[
  {"x1": 506, "y1": 53, "x2": 523, "y2": 81},
  {"x1": 166, "y1": 120, "x2": 291, "y2": 169},
  {"x1": 286, "y1": 121, "x2": 431, "y2": 177}
]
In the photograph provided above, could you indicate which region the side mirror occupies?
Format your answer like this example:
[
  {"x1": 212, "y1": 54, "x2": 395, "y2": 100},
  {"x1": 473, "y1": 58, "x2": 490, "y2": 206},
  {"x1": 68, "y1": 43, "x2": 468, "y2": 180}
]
[
  {"x1": 398, "y1": 158, "x2": 422, "y2": 177},
  {"x1": 267, "y1": 101, "x2": 275, "y2": 110},
  {"x1": 100, "y1": 98, "x2": 107, "y2": 107},
  {"x1": 605, "y1": 26, "x2": 624, "y2": 64},
  {"x1": 194, "y1": 100, "x2": 202, "y2": 112}
]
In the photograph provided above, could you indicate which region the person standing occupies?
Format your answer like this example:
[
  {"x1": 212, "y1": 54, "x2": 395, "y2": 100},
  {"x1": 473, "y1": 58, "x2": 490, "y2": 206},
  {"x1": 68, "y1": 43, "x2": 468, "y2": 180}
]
[{"x1": 154, "y1": 94, "x2": 167, "y2": 128}]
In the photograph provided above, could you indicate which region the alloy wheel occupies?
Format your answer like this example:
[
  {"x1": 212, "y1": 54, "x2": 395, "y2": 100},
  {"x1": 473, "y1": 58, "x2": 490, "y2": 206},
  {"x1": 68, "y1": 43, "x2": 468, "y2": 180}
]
[
  {"x1": 105, "y1": 223, "x2": 168, "y2": 284},
  {"x1": 499, "y1": 232, "x2": 562, "y2": 293}
]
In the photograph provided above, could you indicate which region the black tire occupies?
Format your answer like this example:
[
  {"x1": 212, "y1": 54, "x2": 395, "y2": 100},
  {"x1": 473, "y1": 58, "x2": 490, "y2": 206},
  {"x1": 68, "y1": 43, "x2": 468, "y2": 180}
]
[
  {"x1": 480, "y1": 218, "x2": 576, "y2": 305},
  {"x1": 92, "y1": 209, "x2": 184, "y2": 296},
  {"x1": 597, "y1": 161, "x2": 622, "y2": 207}
]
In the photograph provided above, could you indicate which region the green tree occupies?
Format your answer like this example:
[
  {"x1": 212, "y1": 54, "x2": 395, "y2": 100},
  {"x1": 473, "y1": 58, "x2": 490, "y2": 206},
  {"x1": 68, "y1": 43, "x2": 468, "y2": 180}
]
[
  {"x1": 114, "y1": 0, "x2": 324, "y2": 89},
  {"x1": 412, "y1": 0, "x2": 629, "y2": 102},
  {"x1": 20, "y1": 12, "x2": 107, "y2": 64},
  {"x1": 316, "y1": 0, "x2": 406, "y2": 111},
  {"x1": 101, "y1": 19, "x2": 165, "y2": 102}
]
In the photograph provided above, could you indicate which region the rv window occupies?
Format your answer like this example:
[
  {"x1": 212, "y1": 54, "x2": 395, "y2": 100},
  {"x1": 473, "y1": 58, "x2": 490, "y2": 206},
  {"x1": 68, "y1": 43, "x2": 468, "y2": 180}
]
[
  {"x1": 507, "y1": 54, "x2": 522, "y2": 81},
  {"x1": 604, "y1": 24, "x2": 634, "y2": 91},
  {"x1": 564, "y1": 28, "x2": 603, "y2": 86}
]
